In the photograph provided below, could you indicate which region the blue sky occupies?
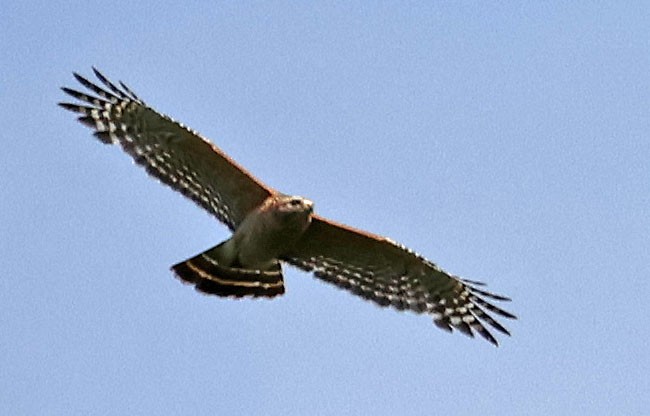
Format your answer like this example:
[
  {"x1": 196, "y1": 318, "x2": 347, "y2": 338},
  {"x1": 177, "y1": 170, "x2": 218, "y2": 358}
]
[{"x1": 2, "y1": 2, "x2": 648, "y2": 415}]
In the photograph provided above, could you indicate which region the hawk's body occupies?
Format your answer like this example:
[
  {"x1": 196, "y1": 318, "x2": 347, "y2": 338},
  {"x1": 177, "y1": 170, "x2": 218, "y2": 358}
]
[{"x1": 60, "y1": 69, "x2": 516, "y2": 345}]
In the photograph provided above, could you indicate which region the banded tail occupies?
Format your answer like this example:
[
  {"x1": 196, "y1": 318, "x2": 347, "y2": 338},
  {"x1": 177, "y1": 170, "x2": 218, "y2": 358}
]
[{"x1": 172, "y1": 244, "x2": 285, "y2": 298}]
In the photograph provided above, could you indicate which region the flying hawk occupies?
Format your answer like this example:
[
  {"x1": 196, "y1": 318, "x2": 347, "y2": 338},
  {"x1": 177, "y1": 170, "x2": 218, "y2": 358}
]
[{"x1": 59, "y1": 68, "x2": 516, "y2": 345}]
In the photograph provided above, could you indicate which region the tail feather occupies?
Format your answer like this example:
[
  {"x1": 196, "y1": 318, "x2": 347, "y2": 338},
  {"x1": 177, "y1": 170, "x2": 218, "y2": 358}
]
[{"x1": 172, "y1": 246, "x2": 285, "y2": 298}]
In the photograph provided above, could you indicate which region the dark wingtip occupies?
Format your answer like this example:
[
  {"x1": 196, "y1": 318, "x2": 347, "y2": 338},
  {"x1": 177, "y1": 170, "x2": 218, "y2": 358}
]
[
  {"x1": 119, "y1": 80, "x2": 141, "y2": 100},
  {"x1": 433, "y1": 318, "x2": 453, "y2": 333},
  {"x1": 72, "y1": 72, "x2": 88, "y2": 85},
  {"x1": 58, "y1": 102, "x2": 77, "y2": 111},
  {"x1": 500, "y1": 310, "x2": 517, "y2": 320},
  {"x1": 91, "y1": 66, "x2": 109, "y2": 84},
  {"x1": 92, "y1": 66, "x2": 109, "y2": 85},
  {"x1": 490, "y1": 319, "x2": 512, "y2": 336},
  {"x1": 477, "y1": 328, "x2": 499, "y2": 346},
  {"x1": 93, "y1": 131, "x2": 114, "y2": 144},
  {"x1": 454, "y1": 321, "x2": 475, "y2": 339},
  {"x1": 486, "y1": 333, "x2": 500, "y2": 347},
  {"x1": 461, "y1": 278, "x2": 487, "y2": 286}
]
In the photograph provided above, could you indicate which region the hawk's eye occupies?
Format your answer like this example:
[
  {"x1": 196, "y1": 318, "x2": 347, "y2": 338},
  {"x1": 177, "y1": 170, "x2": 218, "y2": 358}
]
[{"x1": 290, "y1": 198, "x2": 302, "y2": 206}]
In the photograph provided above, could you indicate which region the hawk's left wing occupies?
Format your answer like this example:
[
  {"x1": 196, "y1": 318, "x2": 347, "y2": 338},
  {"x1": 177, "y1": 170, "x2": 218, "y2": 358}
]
[
  {"x1": 59, "y1": 68, "x2": 273, "y2": 230},
  {"x1": 283, "y1": 216, "x2": 516, "y2": 345}
]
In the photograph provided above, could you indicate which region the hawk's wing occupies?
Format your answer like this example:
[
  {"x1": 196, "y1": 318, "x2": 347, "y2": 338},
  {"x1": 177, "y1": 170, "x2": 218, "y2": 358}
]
[
  {"x1": 59, "y1": 68, "x2": 273, "y2": 230},
  {"x1": 283, "y1": 216, "x2": 516, "y2": 346}
]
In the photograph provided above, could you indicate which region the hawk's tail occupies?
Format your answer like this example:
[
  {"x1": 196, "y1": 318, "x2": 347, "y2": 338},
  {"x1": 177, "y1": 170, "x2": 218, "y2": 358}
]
[{"x1": 171, "y1": 245, "x2": 285, "y2": 298}]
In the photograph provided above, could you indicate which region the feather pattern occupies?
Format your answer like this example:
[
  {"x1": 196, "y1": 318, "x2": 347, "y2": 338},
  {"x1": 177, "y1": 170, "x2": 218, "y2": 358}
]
[
  {"x1": 59, "y1": 68, "x2": 272, "y2": 230},
  {"x1": 284, "y1": 217, "x2": 516, "y2": 346}
]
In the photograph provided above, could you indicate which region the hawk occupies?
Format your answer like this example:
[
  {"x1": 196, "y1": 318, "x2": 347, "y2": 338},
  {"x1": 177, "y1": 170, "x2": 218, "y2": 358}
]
[{"x1": 60, "y1": 68, "x2": 516, "y2": 345}]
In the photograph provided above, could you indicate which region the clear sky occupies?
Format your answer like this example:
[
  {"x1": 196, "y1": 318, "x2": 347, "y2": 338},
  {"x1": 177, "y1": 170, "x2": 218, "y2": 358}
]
[{"x1": 2, "y1": 2, "x2": 648, "y2": 415}]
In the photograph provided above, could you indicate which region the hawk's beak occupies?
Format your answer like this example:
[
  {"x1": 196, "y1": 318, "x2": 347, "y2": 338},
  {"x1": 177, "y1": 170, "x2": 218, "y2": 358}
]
[{"x1": 304, "y1": 199, "x2": 314, "y2": 213}]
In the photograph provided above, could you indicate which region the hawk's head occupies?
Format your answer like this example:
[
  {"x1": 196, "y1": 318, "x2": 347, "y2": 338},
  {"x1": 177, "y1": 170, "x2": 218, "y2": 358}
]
[
  {"x1": 277, "y1": 195, "x2": 313, "y2": 213},
  {"x1": 271, "y1": 195, "x2": 314, "y2": 232}
]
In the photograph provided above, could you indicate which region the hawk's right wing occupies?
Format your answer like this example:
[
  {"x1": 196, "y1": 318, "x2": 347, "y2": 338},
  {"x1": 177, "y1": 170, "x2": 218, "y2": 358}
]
[
  {"x1": 284, "y1": 216, "x2": 516, "y2": 346},
  {"x1": 59, "y1": 68, "x2": 273, "y2": 230}
]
